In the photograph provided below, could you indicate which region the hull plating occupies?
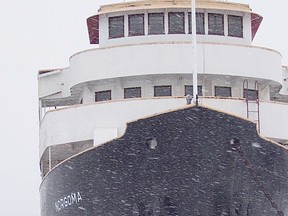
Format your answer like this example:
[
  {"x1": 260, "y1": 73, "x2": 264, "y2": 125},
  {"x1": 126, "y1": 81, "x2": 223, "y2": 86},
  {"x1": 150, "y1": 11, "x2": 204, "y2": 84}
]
[{"x1": 40, "y1": 106, "x2": 288, "y2": 215}]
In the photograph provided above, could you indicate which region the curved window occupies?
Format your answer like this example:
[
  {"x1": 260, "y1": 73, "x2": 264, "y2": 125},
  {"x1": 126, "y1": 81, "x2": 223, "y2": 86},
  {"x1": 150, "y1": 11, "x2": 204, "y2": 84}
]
[
  {"x1": 208, "y1": 13, "x2": 224, "y2": 35},
  {"x1": 109, "y1": 16, "x2": 124, "y2": 38},
  {"x1": 129, "y1": 14, "x2": 144, "y2": 36},
  {"x1": 188, "y1": 12, "x2": 205, "y2": 34},
  {"x1": 168, "y1": 12, "x2": 185, "y2": 34},
  {"x1": 228, "y1": 15, "x2": 243, "y2": 37},
  {"x1": 148, "y1": 13, "x2": 165, "y2": 35}
]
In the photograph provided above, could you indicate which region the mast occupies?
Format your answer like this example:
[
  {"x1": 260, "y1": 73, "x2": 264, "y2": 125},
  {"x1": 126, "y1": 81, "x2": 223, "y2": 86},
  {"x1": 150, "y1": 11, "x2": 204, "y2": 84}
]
[{"x1": 191, "y1": 0, "x2": 198, "y2": 104}]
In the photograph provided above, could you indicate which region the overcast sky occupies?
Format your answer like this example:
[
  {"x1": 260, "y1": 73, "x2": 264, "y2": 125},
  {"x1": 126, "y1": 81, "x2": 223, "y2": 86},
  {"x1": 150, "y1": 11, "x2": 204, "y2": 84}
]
[{"x1": 0, "y1": 0, "x2": 287, "y2": 215}]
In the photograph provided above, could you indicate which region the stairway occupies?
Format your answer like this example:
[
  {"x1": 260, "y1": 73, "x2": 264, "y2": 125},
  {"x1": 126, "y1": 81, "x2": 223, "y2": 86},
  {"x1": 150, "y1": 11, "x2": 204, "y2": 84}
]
[{"x1": 243, "y1": 80, "x2": 260, "y2": 132}]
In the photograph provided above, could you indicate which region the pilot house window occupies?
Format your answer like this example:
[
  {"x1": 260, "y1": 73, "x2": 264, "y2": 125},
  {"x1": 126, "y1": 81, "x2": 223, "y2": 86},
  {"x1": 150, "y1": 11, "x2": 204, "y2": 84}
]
[
  {"x1": 148, "y1": 13, "x2": 165, "y2": 35},
  {"x1": 208, "y1": 13, "x2": 224, "y2": 35},
  {"x1": 154, "y1": 85, "x2": 172, "y2": 97},
  {"x1": 95, "y1": 90, "x2": 111, "y2": 102},
  {"x1": 129, "y1": 14, "x2": 145, "y2": 36},
  {"x1": 168, "y1": 12, "x2": 185, "y2": 34},
  {"x1": 228, "y1": 15, "x2": 243, "y2": 37},
  {"x1": 109, "y1": 16, "x2": 124, "y2": 38},
  {"x1": 188, "y1": 12, "x2": 205, "y2": 34}
]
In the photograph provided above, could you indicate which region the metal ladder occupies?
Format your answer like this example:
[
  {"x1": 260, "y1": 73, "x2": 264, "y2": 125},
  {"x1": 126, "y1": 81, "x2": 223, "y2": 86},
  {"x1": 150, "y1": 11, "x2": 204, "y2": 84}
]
[{"x1": 243, "y1": 80, "x2": 260, "y2": 132}]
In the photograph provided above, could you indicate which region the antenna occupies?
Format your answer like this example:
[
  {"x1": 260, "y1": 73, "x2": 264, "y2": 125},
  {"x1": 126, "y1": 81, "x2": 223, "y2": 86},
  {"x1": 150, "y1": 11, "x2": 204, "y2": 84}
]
[{"x1": 191, "y1": 0, "x2": 198, "y2": 104}]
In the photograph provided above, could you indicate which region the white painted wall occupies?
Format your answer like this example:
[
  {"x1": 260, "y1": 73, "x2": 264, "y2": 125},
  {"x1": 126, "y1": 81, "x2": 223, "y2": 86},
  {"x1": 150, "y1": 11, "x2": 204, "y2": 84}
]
[
  {"x1": 39, "y1": 97, "x2": 288, "y2": 158},
  {"x1": 260, "y1": 102, "x2": 288, "y2": 140},
  {"x1": 280, "y1": 66, "x2": 288, "y2": 95},
  {"x1": 94, "y1": 128, "x2": 118, "y2": 146},
  {"x1": 39, "y1": 97, "x2": 187, "y2": 157},
  {"x1": 38, "y1": 42, "x2": 282, "y2": 99},
  {"x1": 38, "y1": 70, "x2": 64, "y2": 99}
]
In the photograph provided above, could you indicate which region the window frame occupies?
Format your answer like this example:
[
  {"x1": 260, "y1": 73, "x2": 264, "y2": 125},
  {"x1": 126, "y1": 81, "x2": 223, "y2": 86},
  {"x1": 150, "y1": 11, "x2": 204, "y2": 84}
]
[
  {"x1": 214, "y1": 86, "x2": 232, "y2": 97},
  {"x1": 208, "y1": 13, "x2": 224, "y2": 36},
  {"x1": 168, "y1": 12, "x2": 185, "y2": 34},
  {"x1": 128, "y1": 14, "x2": 145, "y2": 36},
  {"x1": 154, "y1": 85, "x2": 172, "y2": 97},
  {"x1": 243, "y1": 89, "x2": 258, "y2": 101},
  {"x1": 184, "y1": 85, "x2": 203, "y2": 96},
  {"x1": 124, "y1": 87, "x2": 142, "y2": 99},
  {"x1": 95, "y1": 90, "x2": 112, "y2": 102},
  {"x1": 228, "y1": 15, "x2": 243, "y2": 38},
  {"x1": 188, "y1": 12, "x2": 205, "y2": 35},
  {"x1": 108, "y1": 15, "x2": 125, "y2": 39},
  {"x1": 148, "y1": 12, "x2": 165, "y2": 35}
]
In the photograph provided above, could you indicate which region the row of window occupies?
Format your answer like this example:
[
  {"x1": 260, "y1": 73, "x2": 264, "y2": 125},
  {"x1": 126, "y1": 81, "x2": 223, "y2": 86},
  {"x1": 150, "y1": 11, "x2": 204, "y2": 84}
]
[
  {"x1": 109, "y1": 12, "x2": 243, "y2": 38},
  {"x1": 94, "y1": 85, "x2": 237, "y2": 102}
]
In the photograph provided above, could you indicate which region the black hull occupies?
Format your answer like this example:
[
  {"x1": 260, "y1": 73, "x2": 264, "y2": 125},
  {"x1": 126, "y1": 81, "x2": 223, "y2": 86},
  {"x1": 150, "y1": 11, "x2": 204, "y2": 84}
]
[{"x1": 40, "y1": 106, "x2": 288, "y2": 215}]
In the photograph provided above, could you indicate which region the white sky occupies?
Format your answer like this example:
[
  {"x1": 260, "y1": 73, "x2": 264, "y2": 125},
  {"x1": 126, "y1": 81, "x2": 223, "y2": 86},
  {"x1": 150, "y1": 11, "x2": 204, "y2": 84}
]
[{"x1": 0, "y1": 0, "x2": 287, "y2": 215}]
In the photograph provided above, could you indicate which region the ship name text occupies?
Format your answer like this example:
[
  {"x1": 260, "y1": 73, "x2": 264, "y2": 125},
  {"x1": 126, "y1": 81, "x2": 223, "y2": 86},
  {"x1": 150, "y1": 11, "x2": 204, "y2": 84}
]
[{"x1": 55, "y1": 192, "x2": 83, "y2": 212}]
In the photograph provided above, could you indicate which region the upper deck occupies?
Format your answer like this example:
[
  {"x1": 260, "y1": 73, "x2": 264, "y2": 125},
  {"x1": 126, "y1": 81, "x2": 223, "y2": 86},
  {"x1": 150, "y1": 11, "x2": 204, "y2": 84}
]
[
  {"x1": 98, "y1": 0, "x2": 251, "y2": 14},
  {"x1": 87, "y1": 0, "x2": 262, "y2": 47}
]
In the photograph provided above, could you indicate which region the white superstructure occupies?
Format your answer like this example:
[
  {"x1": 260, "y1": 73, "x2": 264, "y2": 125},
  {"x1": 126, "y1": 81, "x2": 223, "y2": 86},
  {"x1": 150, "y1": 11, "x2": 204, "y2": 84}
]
[{"x1": 38, "y1": 0, "x2": 288, "y2": 178}]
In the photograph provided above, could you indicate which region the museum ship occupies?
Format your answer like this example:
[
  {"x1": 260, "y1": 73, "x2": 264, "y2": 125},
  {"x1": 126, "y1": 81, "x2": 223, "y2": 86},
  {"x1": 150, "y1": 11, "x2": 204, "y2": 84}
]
[{"x1": 38, "y1": 0, "x2": 288, "y2": 215}]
